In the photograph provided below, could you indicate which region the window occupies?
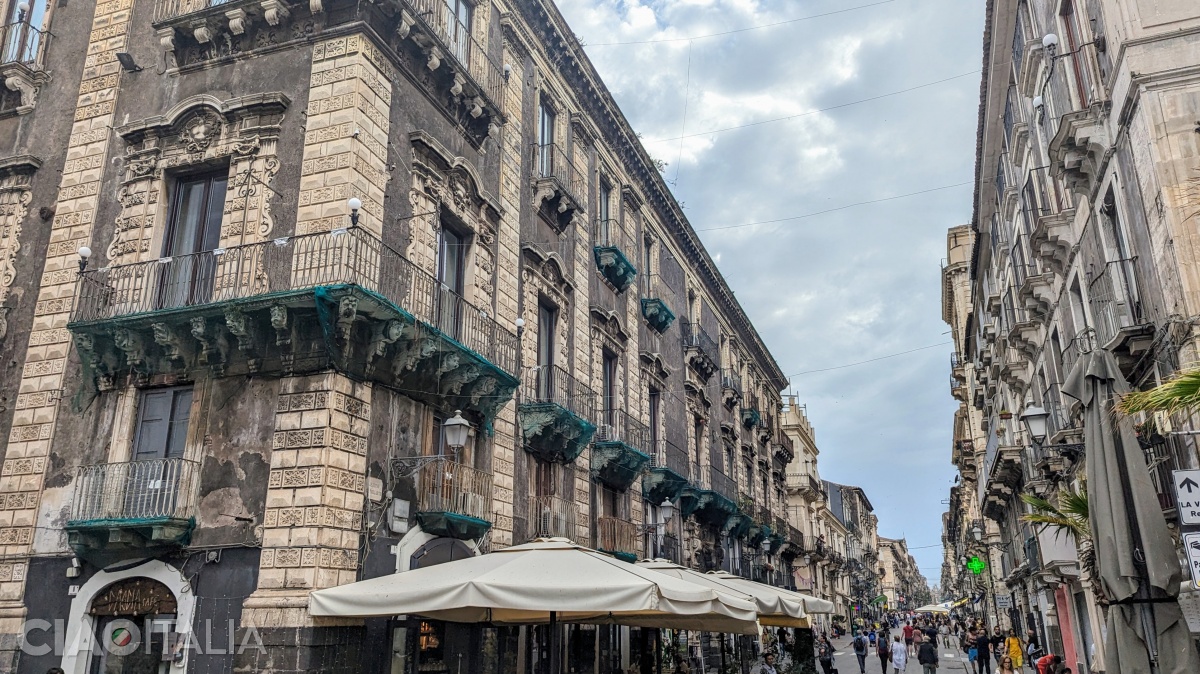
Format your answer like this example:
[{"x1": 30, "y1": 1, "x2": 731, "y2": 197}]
[
  {"x1": 744, "y1": 460, "x2": 754, "y2": 498},
  {"x1": 601, "y1": 351, "x2": 616, "y2": 426},
  {"x1": 538, "y1": 100, "x2": 556, "y2": 176},
  {"x1": 692, "y1": 416, "x2": 704, "y2": 468},
  {"x1": 133, "y1": 386, "x2": 193, "y2": 460},
  {"x1": 536, "y1": 300, "x2": 557, "y2": 399},
  {"x1": 158, "y1": 170, "x2": 227, "y2": 308},
  {"x1": 535, "y1": 460, "x2": 555, "y2": 497},
  {"x1": 442, "y1": 0, "x2": 472, "y2": 64},
  {"x1": 648, "y1": 387, "x2": 660, "y2": 453},
  {"x1": 436, "y1": 224, "x2": 466, "y2": 338},
  {"x1": 598, "y1": 179, "x2": 612, "y2": 243},
  {"x1": 3, "y1": 0, "x2": 47, "y2": 64},
  {"x1": 1060, "y1": 0, "x2": 1091, "y2": 107}
]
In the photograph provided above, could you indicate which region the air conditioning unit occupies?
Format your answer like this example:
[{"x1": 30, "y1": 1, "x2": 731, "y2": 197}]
[
  {"x1": 539, "y1": 506, "x2": 553, "y2": 537},
  {"x1": 595, "y1": 424, "x2": 618, "y2": 443}
]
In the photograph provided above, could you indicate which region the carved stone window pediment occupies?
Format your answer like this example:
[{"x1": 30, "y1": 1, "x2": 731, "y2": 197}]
[{"x1": 0, "y1": 155, "x2": 41, "y2": 339}]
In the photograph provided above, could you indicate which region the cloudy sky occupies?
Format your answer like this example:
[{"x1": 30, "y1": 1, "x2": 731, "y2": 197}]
[{"x1": 557, "y1": 0, "x2": 986, "y2": 587}]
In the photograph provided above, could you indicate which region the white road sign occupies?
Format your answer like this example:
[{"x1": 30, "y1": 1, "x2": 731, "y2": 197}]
[
  {"x1": 995, "y1": 595, "x2": 1012, "y2": 610},
  {"x1": 1184, "y1": 532, "x2": 1200, "y2": 591},
  {"x1": 1174, "y1": 470, "x2": 1200, "y2": 525}
]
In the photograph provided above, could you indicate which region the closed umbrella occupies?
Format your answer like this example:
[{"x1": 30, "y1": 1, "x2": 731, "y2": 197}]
[
  {"x1": 637, "y1": 559, "x2": 810, "y2": 627},
  {"x1": 1062, "y1": 349, "x2": 1200, "y2": 674},
  {"x1": 309, "y1": 537, "x2": 758, "y2": 634}
]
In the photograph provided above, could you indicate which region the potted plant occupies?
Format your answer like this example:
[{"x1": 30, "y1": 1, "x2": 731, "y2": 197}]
[{"x1": 999, "y1": 409, "x2": 1013, "y2": 420}]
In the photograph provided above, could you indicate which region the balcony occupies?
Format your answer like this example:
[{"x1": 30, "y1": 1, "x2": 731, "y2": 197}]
[
  {"x1": 643, "y1": 438, "x2": 690, "y2": 504},
  {"x1": 720, "y1": 369, "x2": 742, "y2": 409},
  {"x1": 71, "y1": 227, "x2": 519, "y2": 423},
  {"x1": 1061, "y1": 328, "x2": 1096, "y2": 380},
  {"x1": 592, "y1": 223, "x2": 637, "y2": 293},
  {"x1": 1049, "y1": 108, "x2": 1110, "y2": 196},
  {"x1": 681, "y1": 320, "x2": 719, "y2": 381},
  {"x1": 67, "y1": 458, "x2": 199, "y2": 561},
  {"x1": 950, "y1": 373, "x2": 966, "y2": 402},
  {"x1": 1004, "y1": 303, "x2": 1042, "y2": 358},
  {"x1": 415, "y1": 461, "x2": 492, "y2": 541},
  {"x1": 688, "y1": 465, "x2": 738, "y2": 530},
  {"x1": 772, "y1": 435, "x2": 794, "y2": 464},
  {"x1": 740, "y1": 405, "x2": 761, "y2": 430},
  {"x1": 530, "y1": 494, "x2": 582, "y2": 544},
  {"x1": 591, "y1": 409, "x2": 651, "y2": 491},
  {"x1": 519, "y1": 365, "x2": 597, "y2": 464},
  {"x1": 787, "y1": 471, "x2": 823, "y2": 500},
  {"x1": 640, "y1": 297, "x2": 675, "y2": 334},
  {"x1": 983, "y1": 445, "x2": 1024, "y2": 521},
  {"x1": 596, "y1": 516, "x2": 638, "y2": 562},
  {"x1": 154, "y1": 0, "x2": 504, "y2": 137},
  {"x1": 1088, "y1": 258, "x2": 1154, "y2": 369},
  {"x1": 1030, "y1": 205, "x2": 1075, "y2": 277},
  {"x1": 534, "y1": 143, "x2": 586, "y2": 230},
  {"x1": 1016, "y1": 264, "x2": 1055, "y2": 318},
  {"x1": 0, "y1": 21, "x2": 49, "y2": 115}
]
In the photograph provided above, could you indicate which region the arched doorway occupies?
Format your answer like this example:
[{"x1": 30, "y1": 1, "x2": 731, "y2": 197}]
[{"x1": 86, "y1": 577, "x2": 178, "y2": 674}]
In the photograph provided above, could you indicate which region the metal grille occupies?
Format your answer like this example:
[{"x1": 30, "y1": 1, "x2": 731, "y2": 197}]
[
  {"x1": 529, "y1": 495, "x2": 581, "y2": 544},
  {"x1": 415, "y1": 461, "x2": 493, "y2": 521},
  {"x1": 521, "y1": 364, "x2": 597, "y2": 423},
  {"x1": 596, "y1": 516, "x2": 637, "y2": 554},
  {"x1": 0, "y1": 21, "x2": 48, "y2": 66},
  {"x1": 534, "y1": 143, "x2": 586, "y2": 206}
]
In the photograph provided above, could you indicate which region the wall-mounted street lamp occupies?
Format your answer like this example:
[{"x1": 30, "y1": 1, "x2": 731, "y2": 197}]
[
  {"x1": 347, "y1": 197, "x2": 362, "y2": 226},
  {"x1": 390, "y1": 410, "x2": 471, "y2": 477},
  {"x1": 77, "y1": 246, "x2": 92, "y2": 273},
  {"x1": 1021, "y1": 403, "x2": 1084, "y2": 461},
  {"x1": 16, "y1": 1, "x2": 28, "y2": 22},
  {"x1": 1041, "y1": 33, "x2": 1059, "y2": 58},
  {"x1": 639, "y1": 499, "x2": 676, "y2": 533}
]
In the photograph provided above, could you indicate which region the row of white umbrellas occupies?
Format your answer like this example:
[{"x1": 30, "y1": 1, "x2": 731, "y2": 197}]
[{"x1": 310, "y1": 537, "x2": 833, "y2": 635}]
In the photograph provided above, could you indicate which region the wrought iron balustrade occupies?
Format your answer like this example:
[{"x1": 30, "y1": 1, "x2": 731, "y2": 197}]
[
  {"x1": 596, "y1": 516, "x2": 637, "y2": 555},
  {"x1": 535, "y1": 142, "x2": 586, "y2": 206},
  {"x1": 1061, "y1": 328, "x2": 1095, "y2": 378},
  {"x1": 415, "y1": 461, "x2": 492, "y2": 522},
  {"x1": 521, "y1": 364, "x2": 597, "y2": 423},
  {"x1": 1087, "y1": 257, "x2": 1144, "y2": 346},
  {"x1": 681, "y1": 320, "x2": 718, "y2": 364},
  {"x1": 69, "y1": 458, "x2": 199, "y2": 524},
  {"x1": 530, "y1": 494, "x2": 580, "y2": 543},
  {"x1": 594, "y1": 408, "x2": 649, "y2": 454},
  {"x1": 0, "y1": 21, "x2": 48, "y2": 67},
  {"x1": 650, "y1": 438, "x2": 690, "y2": 477},
  {"x1": 708, "y1": 464, "x2": 737, "y2": 502},
  {"x1": 720, "y1": 369, "x2": 741, "y2": 394}
]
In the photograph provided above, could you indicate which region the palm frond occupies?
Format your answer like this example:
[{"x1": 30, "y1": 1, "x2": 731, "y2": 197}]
[
  {"x1": 1020, "y1": 489, "x2": 1090, "y2": 541},
  {"x1": 1118, "y1": 369, "x2": 1200, "y2": 416}
]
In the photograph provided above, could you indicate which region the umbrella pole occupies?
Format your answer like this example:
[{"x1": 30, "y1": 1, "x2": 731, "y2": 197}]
[
  {"x1": 550, "y1": 612, "x2": 560, "y2": 674},
  {"x1": 655, "y1": 629, "x2": 662, "y2": 674},
  {"x1": 1111, "y1": 422, "x2": 1160, "y2": 673}
]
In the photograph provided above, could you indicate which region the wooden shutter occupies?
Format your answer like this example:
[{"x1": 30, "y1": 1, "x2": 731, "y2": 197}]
[
  {"x1": 165, "y1": 388, "x2": 192, "y2": 459},
  {"x1": 133, "y1": 390, "x2": 174, "y2": 460}
]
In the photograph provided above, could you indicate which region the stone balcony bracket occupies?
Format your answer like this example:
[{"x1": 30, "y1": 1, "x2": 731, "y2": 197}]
[
  {"x1": 640, "y1": 297, "x2": 675, "y2": 334},
  {"x1": 518, "y1": 403, "x2": 596, "y2": 465},
  {"x1": 1008, "y1": 319, "x2": 1043, "y2": 359},
  {"x1": 1017, "y1": 40, "x2": 1045, "y2": 97},
  {"x1": 1018, "y1": 271, "x2": 1056, "y2": 317},
  {"x1": 1030, "y1": 208, "x2": 1076, "y2": 275},
  {"x1": 593, "y1": 244, "x2": 638, "y2": 293},
  {"x1": 1049, "y1": 106, "x2": 1112, "y2": 197},
  {"x1": 1, "y1": 61, "x2": 50, "y2": 116}
]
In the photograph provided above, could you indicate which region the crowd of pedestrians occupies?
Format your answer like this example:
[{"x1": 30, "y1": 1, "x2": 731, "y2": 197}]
[{"x1": 808, "y1": 612, "x2": 1074, "y2": 674}]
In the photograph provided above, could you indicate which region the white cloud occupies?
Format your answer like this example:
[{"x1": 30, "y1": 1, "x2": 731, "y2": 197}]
[{"x1": 558, "y1": 0, "x2": 985, "y2": 587}]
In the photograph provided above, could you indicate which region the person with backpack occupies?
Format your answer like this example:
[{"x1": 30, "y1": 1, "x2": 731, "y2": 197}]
[
  {"x1": 876, "y1": 630, "x2": 892, "y2": 673},
  {"x1": 817, "y1": 635, "x2": 835, "y2": 674},
  {"x1": 854, "y1": 630, "x2": 870, "y2": 673},
  {"x1": 917, "y1": 637, "x2": 939, "y2": 674}
]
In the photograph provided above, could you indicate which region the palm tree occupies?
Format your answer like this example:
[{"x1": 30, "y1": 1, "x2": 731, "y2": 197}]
[
  {"x1": 1020, "y1": 486, "x2": 1106, "y2": 602},
  {"x1": 1117, "y1": 368, "x2": 1200, "y2": 415}
]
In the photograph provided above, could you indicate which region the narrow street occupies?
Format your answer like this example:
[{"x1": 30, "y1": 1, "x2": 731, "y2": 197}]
[{"x1": 823, "y1": 634, "x2": 973, "y2": 674}]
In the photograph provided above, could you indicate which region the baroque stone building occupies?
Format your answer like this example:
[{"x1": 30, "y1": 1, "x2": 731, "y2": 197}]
[
  {"x1": 943, "y1": 0, "x2": 1200, "y2": 671},
  {"x1": 0, "y1": 0, "x2": 801, "y2": 671}
]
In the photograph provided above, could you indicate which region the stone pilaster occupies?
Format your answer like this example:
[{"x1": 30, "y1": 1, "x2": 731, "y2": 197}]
[{"x1": 0, "y1": 0, "x2": 135, "y2": 662}]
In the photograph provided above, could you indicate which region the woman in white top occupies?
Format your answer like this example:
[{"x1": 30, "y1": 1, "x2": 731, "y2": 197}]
[{"x1": 891, "y1": 635, "x2": 908, "y2": 672}]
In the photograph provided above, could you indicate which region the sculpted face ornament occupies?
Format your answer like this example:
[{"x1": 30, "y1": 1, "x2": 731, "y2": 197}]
[{"x1": 182, "y1": 113, "x2": 221, "y2": 153}]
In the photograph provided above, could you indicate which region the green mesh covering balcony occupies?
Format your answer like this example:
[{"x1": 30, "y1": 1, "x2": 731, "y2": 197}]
[
  {"x1": 640, "y1": 297, "x2": 675, "y2": 333},
  {"x1": 414, "y1": 461, "x2": 492, "y2": 541},
  {"x1": 692, "y1": 489, "x2": 737, "y2": 529},
  {"x1": 722, "y1": 510, "x2": 753, "y2": 540},
  {"x1": 66, "y1": 458, "x2": 198, "y2": 564},
  {"x1": 767, "y1": 531, "x2": 787, "y2": 554},
  {"x1": 591, "y1": 409, "x2": 651, "y2": 491},
  {"x1": 519, "y1": 365, "x2": 597, "y2": 463},
  {"x1": 69, "y1": 227, "x2": 519, "y2": 427},
  {"x1": 593, "y1": 224, "x2": 638, "y2": 293},
  {"x1": 677, "y1": 485, "x2": 703, "y2": 519},
  {"x1": 740, "y1": 406, "x2": 762, "y2": 429},
  {"x1": 642, "y1": 439, "x2": 690, "y2": 503}
]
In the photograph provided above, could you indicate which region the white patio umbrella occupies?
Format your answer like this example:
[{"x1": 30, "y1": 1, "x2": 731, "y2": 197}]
[
  {"x1": 912, "y1": 604, "x2": 950, "y2": 614},
  {"x1": 706, "y1": 570, "x2": 836, "y2": 615},
  {"x1": 309, "y1": 538, "x2": 758, "y2": 634},
  {"x1": 637, "y1": 559, "x2": 809, "y2": 627}
]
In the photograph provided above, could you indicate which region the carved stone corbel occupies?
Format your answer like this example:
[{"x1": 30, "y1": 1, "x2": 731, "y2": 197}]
[
  {"x1": 366, "y1": 319, "x2": 404, "y2": 376},
  {"x1": 190, "y1": 18, "x2": 217, "y2": 44},
  {"x1": 260, "y1": 0, "x2": 290, "y2": 26},
  {"x1": 112, "y1": 328, "x2": 149, "y2": 373},
  {"x1": 224, "y1": 307, "x2": 260, "y2": 371},
  {"x1": 190, "y1": 316, "x2": 226, "y2": 375},
  {"x1": 157, "y1": 28, "x2": 178, "y2": 69},
  {"x1": 469, "y1": 97, "x2": 484, "y2": 119},
  {"x1": 152, "y1": 322, "x2": 192, "y2": 368},
  {"x1": 309, "y1": 0, "x2": 323, "y2": 14},
  {"x1": 225, "y1": 8, "x2": 248, "y2": 35},
  {"x1": 450, "y1": 73, "x2": 465, "y2": 97},
  {"x1": 269, "y1": 304, "x2": 293, "y2": 375},
  {"x1": 3, "y1": 72, "x2": 37, "y2": 114},
  {"x1": 335, "y1": 295, "x2": 358, "y2": 357},
  {"x1": 426, "y1": 47, "x2": 443, "y2": 71},
  {"x1": 397, "y1": 9, "x2": 415, "y2": 40}
]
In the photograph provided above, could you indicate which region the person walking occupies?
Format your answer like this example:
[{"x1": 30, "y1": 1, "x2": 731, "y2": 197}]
[
  {"x1": 974, "y1": 627, "x2": 992, "y2": 674},
  {"x1": 853, "y1": 630, "x2": 871, "y2": 674},
  {"x1": 917, "y1": 637, "x2": 939, "y2": 674},
  {"x1": 817, "y1": 635, "x2": 835, "y2": 674},
  {"x1": 902, "y1": 621, "x2": 914, "y2": 656},
  {"x1": 939, "y1": 622, "x2": 951, "y2": 649},
  {"x1": 760, "y1": 652, "x2": 779, "y2": 674},
  {"x1": 877, "y1": 631, "x2": 892, "y2": 674},
  {"x1": 891, "y1": 635, "x2": 908, "y2": 673},
  {"x1": 996, "y1": 655, "x2": 1018, "y2": 674},
  {"x1": 1003, "y1": 629, "x2": 1024, "y2": 669}
]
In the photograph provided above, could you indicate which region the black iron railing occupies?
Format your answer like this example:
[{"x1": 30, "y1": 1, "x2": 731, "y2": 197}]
[
  {"x1": 595, "y1": 408, "x2": 649, "y2": 455},
  {"x1": 521, "y1": 364, "x2": 597, "y2": 422},
  {"x1": 70, "y1": 458, "x2": 199, "y2": 524},
  {"x1": 73, "y1": 227, "x2": 519, "y2": 374},
  {"x1": 709, "y1": 464, "x2": 737, "y2": 502},
  {"x1": 650, "y1": 438, "x2": 690, "y2": 478},
  {"x1": 721, "y1": 369, "x2": 741, "y2": 394},
  {"x1": 1088, "y1": 257, "x2": 1143, "y2": 346},
  {"x1": 1, "y1": 21, "x2": 48, "y2": 67},
  {"x1": 535, "y1": 143, "x2": 586, "y2": 206},
  {"x1": 681, "y1": 320, "x2": 719, "y2": 365},
  {"x1": 1061, "y1": 328, "x2": 1095, "y2": 378},
  {"x1": 1042, "y1": 382, "x2": 1072, "y2": 440}
]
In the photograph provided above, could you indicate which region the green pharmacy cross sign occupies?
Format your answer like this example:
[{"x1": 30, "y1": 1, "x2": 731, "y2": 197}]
[{"x1": 967, "y1": 556, "x2": 987, "y2": 575}]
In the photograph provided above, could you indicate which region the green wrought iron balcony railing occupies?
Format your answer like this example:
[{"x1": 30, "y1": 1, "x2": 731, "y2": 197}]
[
  {"x1": 415, "y1": 460, "x2": 493, "y2": 541},
  {"x1": 592, "y1": 409, "x2": 651, "y2": 491}
]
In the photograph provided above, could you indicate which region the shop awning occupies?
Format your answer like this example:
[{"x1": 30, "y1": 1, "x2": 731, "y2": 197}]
[
  {"x1": 637, "y1": 559, "x2": 809, "y2": 628},
  {"x1": 704, "y1": 571, "x2": 836, "y2": 614}
]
